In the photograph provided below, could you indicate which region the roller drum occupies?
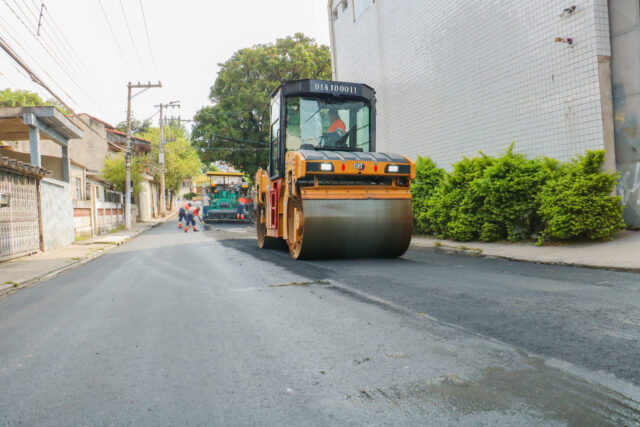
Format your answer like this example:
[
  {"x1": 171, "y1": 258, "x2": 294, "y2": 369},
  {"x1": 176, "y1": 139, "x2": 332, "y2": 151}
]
[{"x1": 296, "y1": 198, "x2": 413, "y2": 259}]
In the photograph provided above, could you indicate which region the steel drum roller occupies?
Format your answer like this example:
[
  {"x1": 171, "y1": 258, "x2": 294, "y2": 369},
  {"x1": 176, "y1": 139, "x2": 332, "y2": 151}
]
[{"x1": 296, "y1": 198, "x2": 413, "y2": 259}]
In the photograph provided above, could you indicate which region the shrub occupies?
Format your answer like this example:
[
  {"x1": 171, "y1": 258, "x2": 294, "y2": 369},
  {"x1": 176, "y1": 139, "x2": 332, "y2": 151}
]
[
  {"x1": 537, "y1": 150, "x2": 624, "y2": 243},
  {"x1": 425, "y1": 154, "x2": 495, "y2": 241},
  {"x1": 411, "y1": 157, "x2": 444, "y2": 234},
  {"x1": 473, "y1": 145, "x2": 551, "y2": 241}
]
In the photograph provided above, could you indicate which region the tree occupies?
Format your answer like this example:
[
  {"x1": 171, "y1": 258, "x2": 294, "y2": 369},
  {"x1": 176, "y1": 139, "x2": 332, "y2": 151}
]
[
  {"x1": 192, "y1": 33, "x2": 332, "y2": 178},
  {"x1": 137, "y1": 124, "x2": 202, "y2": 205},
  {"x1": 0, "y1": 88, "x2": 71, "y2": 114},
  {"x1": 100, "y1": 153, "x2": 143, "y2": 193},
  {"x1": 116, "y1": 117, "x2": 152, "y2": 134},
  {"x1": 205, "y1": 162, "x2": 220, "y2": 172}
]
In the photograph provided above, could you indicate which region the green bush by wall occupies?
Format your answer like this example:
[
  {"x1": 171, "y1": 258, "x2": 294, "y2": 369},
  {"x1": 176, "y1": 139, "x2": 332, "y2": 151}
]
[{"x1": 410, "y1": 148, "x2": 624, "y2": 243}]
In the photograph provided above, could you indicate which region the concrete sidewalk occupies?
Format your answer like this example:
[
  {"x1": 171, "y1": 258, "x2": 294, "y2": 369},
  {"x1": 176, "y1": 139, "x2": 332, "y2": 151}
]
[
  {"x1": 0, "y1": 216, "x2": 172, "y2": 297},
  {"x1": 411, "y1": 229, "x2": 640, "y2": 272}
]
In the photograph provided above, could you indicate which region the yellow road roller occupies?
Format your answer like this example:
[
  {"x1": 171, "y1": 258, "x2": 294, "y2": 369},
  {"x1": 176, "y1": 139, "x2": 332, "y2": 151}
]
[{"x1": 255, "y1": 79, "x2": 415, "y2": 259}]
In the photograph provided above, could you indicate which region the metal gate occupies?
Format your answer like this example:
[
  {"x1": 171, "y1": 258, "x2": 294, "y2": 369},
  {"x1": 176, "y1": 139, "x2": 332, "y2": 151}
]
[{"x1": 0, "y1": 169, "x2": 40, "y2": 261}]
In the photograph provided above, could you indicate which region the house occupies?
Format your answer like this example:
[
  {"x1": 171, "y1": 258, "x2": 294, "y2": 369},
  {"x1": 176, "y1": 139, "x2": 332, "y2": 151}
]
[
  {"x1": 0, "y1": 106, "x2": 82, "y2": 260},
  {"x1": 7, "y1": 113, "x2": 162, "y2": 227},
  {"x1": 328, "y1": 0, "x2": 640, "y2": 226}
]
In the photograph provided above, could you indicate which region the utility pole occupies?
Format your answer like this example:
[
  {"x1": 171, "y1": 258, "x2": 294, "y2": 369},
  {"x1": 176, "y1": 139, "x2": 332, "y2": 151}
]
[
  {"x1": 155, "y1": 100, "x2": 180, "y2": 216},
  {"x1": 125, "y1": 81, "x2": 161, "y2": 230}
]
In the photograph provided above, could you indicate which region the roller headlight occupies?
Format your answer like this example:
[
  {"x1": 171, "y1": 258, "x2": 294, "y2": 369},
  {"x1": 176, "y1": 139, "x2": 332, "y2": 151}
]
[{"x1": 320, "y1": 163, "x2": 333, "y2": 171}]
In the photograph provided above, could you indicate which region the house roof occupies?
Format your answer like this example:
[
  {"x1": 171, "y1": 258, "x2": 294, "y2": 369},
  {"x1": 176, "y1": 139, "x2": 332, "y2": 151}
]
[{"x1": 0, "y1": 106, "x2": 83, "y2": 143}]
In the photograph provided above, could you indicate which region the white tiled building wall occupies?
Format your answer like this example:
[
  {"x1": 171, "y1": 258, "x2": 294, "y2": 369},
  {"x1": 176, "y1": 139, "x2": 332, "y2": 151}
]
[{"x1": 329, "y1": 0, "x2": 612, "y2": 168}]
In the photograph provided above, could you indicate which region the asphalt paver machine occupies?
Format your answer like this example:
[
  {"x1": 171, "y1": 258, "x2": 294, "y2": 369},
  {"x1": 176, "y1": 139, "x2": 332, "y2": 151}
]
[
  {"x1": 205, "y1": 171, "x2": 254, "y2": 222},
  {"x1": 255, "y1": 79, "x2": 415, "y2": 259}
]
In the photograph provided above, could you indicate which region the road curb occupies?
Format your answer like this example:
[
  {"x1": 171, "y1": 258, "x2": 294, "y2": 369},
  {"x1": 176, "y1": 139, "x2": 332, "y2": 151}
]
[
  {"x1": 0, "y1": 219, "x2": 169, "y2": 298},
  {"x1": 409, "y1": 240, "x2": 640, "y2": 273}
]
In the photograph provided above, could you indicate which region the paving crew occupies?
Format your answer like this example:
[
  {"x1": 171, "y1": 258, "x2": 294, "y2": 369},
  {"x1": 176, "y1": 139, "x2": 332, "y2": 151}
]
[
  {"x1": 184, "y1": 204, "x2": 197, "y2": 232},
  {"x1": 202, "y1": 193, "x2": 210, "y2": 218},
  {"x1": 237, "y1": 197, "x2": 248, "y2": 220},
  {"x1": 178, "y1": 202, "x2": 191, "y2": 229}
]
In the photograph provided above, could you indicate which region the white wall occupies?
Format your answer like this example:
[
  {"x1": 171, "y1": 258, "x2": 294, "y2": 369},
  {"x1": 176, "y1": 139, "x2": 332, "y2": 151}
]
[
  {"x1": 330, "y1": 0, "x2": 612, "y2": 168},
  {"x1": 41, "y1": 178, "x2": 74, "y2": 250}
]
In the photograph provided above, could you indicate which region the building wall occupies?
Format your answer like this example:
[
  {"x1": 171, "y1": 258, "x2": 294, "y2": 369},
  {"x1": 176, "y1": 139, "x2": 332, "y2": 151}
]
[
  {"x1": 330, "y1": 0, "x2": 613, "y2": 168},
  {"x1": 609, "y1": 0, "x2": 640, "y2": 226},
  {"x1": 138, "y1": 175, "x2": 159, "y2": 221},
  {"x1": 0, "y1": 148, "x2": 64, "y2": 181},
  {"x1": 40, "y1": 178, "x2": 74, "y2": 251},
  {"x1": 73, "y1": 199, "x2": 123, "y2": 238},
  {"x1": 10, "y1": 114, "x2": 109, "y2": 174},
  {"x1": 69, "y1": 115, "x2": 109, "y2": 173}
]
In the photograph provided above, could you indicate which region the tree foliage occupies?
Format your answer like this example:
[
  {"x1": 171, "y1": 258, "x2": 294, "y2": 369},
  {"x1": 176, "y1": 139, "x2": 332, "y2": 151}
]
[
  {"x1": 0, "y1": 88, "x2": 71, "y2": 114},
  {"x1": 137, "y1": 124, "x2": 202, "y2": 193},
  {"x1": 192, "y1": 33, "x2": 332, "y2": 178},
  {"x1": 116, "y1": 117, "x2": 152, "y2": 134},
  {"x1": 100, "y1": 153, "x2": 143, "y2": 193}
]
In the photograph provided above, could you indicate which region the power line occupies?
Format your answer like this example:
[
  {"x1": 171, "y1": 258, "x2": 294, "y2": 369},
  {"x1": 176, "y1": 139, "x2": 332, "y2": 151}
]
[
  {"x1": 0, "y1": 34, "x2": 75, "y2": 113},
  {"x1": 1, "y1": 0, "x2": 104, "y2": 113},
  {"x1": 96, "y1": 0, "x2": 134, "y2": 75},
  {"x1": 39, "y1": 1, "x2": 104, "y2": 93},
  {"x1": 203, "y1": 133, "x2": 268, "y2": 145},
  {"x1": 13, "y1": 0, "x2": 104, "y2": 108},
  {"x1": 138, "y1": 0, "x2": 158, "y2": 80},
  {"x1": 118, "y1": 0, "x2": 147, "y2": 77},
  {"x1": 0, "y1": 12, "x2": 73, "y2": 101}
]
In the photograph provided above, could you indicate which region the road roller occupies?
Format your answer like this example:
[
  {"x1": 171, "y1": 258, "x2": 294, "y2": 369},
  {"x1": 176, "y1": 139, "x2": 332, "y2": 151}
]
[{"x1": 254, "y1": 79, "x2": 415, "y2": 259}]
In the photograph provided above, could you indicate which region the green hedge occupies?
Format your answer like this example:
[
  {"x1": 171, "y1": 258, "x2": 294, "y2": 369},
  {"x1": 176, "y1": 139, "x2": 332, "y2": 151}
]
[{"x1": 411, "y1": 148, "x2": 624, "y2": 244}]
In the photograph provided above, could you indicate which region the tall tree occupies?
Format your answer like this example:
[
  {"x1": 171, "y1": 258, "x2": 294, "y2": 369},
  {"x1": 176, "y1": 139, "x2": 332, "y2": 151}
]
[
  {"x1": 192, "y1": 33, "x2": 332, "y2": 178},
  {"x1": 137, "y1": 124, "x2": 202, "y2": 203}
]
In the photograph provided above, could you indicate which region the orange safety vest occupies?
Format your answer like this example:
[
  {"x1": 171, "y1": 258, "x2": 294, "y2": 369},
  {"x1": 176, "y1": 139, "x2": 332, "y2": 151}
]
[
  {"x1": 328, "y1": 118, "x2": 346, "y2": 134},
  {"x1": 239, "y1": 197, "x2": 248, "y2": 204}
]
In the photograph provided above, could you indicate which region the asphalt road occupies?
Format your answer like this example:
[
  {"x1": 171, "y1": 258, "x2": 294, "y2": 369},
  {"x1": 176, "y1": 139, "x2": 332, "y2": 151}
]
[{"x1": 0, "y1": 221, "x2": 639, "y2": 425}]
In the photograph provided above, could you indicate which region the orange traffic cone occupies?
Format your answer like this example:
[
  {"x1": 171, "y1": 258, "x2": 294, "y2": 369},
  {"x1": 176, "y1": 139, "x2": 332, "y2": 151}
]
[
  {"x1": 184, "y1": 226, "x2": 188, "y2": 232},
  {"x1": 236, "y1": 214, "x2": 240, "y2": 219},
  {"x1": 241, "y1": 214, "x2": 245, "y2": 220},
  {"x1": 178, "y1": 223, "x2": 182, "y2": 229},
  {"x1": 193, "y1": 226, "x2": 198, "y2": 232}
]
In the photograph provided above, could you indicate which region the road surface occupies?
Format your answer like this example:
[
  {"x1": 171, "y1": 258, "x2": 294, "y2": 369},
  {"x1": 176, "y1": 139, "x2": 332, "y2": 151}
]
[{"x1": 0, "y1": 221, "x2": 639, "y2": 425}]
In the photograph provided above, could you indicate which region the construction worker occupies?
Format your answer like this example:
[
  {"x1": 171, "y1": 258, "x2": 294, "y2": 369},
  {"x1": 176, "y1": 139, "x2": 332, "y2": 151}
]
[
  {"x1": 327, "y1": 109, "x2": 346, "y2": 136},
  {"x1": 184, "y1": 203, "x2": 196, "y2": 232},
  {"x1": 202, "y1": 193, "x2": 210, "y2": 218},
  {"x1": 237, "y1": 197, "x2": 248, "y2": 220},
  {"x1": 321, "y1": 109, "x2": 346, "y2": 147},
  {"x1": 178, "y1": 202, "x2": 191, "y2": 229},
  {"x1": 191, "y1": 206, "x2": 201, "y2": 232}
]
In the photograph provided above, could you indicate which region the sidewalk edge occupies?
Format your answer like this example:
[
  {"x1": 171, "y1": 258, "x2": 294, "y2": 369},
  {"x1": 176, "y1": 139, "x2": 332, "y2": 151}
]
[{"x1": 409, "y1": 241, "x2": 640, "y2": 273}]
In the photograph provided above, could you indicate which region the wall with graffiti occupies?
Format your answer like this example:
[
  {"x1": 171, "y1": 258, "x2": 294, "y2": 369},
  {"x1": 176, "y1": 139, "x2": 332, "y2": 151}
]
[{"x1": 611, "y1": 1, "x2": 640, "y2": 227}]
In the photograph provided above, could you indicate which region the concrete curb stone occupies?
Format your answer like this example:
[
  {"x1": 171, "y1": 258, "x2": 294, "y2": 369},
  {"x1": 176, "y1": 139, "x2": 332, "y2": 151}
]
[{"x1": 409, "y1": 240, "x2": 640, "y2": 273}]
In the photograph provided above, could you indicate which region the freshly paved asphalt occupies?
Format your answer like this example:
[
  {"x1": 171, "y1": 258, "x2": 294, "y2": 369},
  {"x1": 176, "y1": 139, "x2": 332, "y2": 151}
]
[{"x1": 0, "y1": 221, "x2": 639, "y2": 425}]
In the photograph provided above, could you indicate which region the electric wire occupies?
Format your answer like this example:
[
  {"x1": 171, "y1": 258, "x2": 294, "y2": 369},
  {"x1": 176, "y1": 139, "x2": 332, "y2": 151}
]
[
  {"x1": 14, "y1": 0, "x2": 103, "y2": 104},
  {"x1": 0, "y1": 34, "x2": 75, "y2": 113},
  {"x1": 118, "y1": 0, "x2": 147, "y2": 77},
  {"x1": 138, "y1": 0, "x2": 158, "y2": 80},
  {"x1": 96, "y1": 0, "x2": 135, "y2": 75},
  {"x1": 1, "y1": 0, "x2": 104, "y2": 113},
  {"x1": 0, "y1": 12, "x2": 79, "y2": 109},
  {"x1": 37, "y1": 1, "x2": 104, "y2": 92}
]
